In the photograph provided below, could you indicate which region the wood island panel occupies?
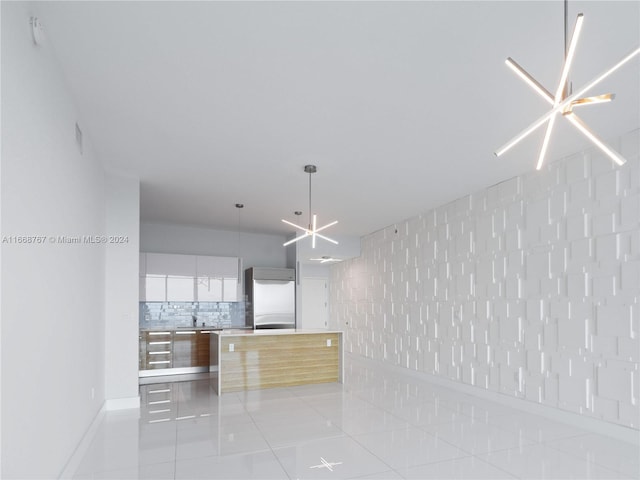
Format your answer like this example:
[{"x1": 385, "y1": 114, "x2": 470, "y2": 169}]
[{"x1": 216, "y1": 332, "x2": 341, "y2": 393}]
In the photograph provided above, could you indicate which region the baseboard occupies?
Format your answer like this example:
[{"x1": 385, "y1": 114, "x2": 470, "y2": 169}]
[
  {"x1": 58, "y1": 396, "x2": 141, "y2": 478},
  {"x1": 58, "y1": 403, "x2": 106, "y2": 479},
  {"x1": 105, "y1": 395, "x2": 140, "y2": 410},
  {"x1": 347, "y1": 352, "x2": 640, "y2": 446}
]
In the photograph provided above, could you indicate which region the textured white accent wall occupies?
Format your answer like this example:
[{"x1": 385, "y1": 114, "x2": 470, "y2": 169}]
[{"x1": 330, "y1": 130, "x2": 639, "y2": 429}]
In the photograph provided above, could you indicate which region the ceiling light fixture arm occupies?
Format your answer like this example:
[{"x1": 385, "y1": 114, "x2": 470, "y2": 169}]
[
  {"x1": 280, "y1": 164, "x2": 338, "y2": 248},
  {"x1": 496, "y1": 2, "x2": 637, "y2": 168},
  {"x1": 564, "y1": 0, "x2": 570, "y2": 98},
  {"x1": 495, "y1": 46, "x2": 639, "y2": 160}
]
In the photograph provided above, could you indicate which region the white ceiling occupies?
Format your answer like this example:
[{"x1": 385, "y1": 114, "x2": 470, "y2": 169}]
[{"x1": 34, "y1": 1, "x2": 639, "y2": 242}]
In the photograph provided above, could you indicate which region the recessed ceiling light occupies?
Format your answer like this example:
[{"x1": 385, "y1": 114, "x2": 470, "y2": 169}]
[{"x1": 310, "y1": 256, "x2": 341, "y2": 263}]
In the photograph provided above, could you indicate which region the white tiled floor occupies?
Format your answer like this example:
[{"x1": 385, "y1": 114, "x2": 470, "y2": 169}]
[{"x1": 73, "y1": 359, "x2": 639, "y2": 479}]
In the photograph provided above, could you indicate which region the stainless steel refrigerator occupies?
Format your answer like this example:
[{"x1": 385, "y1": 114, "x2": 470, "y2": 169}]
[{"x1": 245, "y1": 267, "x2": 296, "y2": 329}]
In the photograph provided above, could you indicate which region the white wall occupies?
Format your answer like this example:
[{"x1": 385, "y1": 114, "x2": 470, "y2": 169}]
[
  {"x1": 105, "y1": 174, "x2": 140, "y2": 408},
  {"x1": 296, "y1": 234, "x2": 361, "y2": 265},
  {"x1": 141, "y1": 222, "x2": 287, "y2": 271},
  {"x1": 331, "y1": 129, "x2": 640, "y2": 430},
  {"x1": 294, "y1": 235, "x2": 361, "y2": 326},
  {"x1": 1, "y1": 3, "x2": 107, "y2": 477}
]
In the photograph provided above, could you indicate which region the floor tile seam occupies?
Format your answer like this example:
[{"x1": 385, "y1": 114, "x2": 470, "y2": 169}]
[
  {"x1": 480, "y1": 447, "x2": 635, "y2": 480},
  {"x1": 478, "y1": 440, "x2": 631, "y2": 475},
  {"x1": 412, "y1": 421, "x2": 493, "y2": 448},
  {"x1": 382, "y1": 409, "x2": 417, "y2": 426},
  {"x1": 387, "y1": 414, "x2": 444, "y2": 428},
  {"x1": 436, "y1": 416, "x2": 563, "y2": 446},
  {"x1": 262, "y1": 429, "x2": 347, "y2": 450},
  {"x1": 464, "y1": 452, "x2": 521, "y2": 479},
  {"x1": 298, "y1": 393, "x2": 347, "y2": 424},
  {"x1": 451, "y1": 440, "x2": 536, "y2": 458},
  {"x1": 250, "y1": 415, "x2": 329, "y2": 429},
  {"x1": 339, "y1": 425, "x2": 415, "y2": 437},
  {"x1": 349, "y1": 429, "x2": 477, "y2": 472},
  {"x1": 350, "y1": 391, "x2": 389, "y2": 410},
  {"x1": 399, "y1": 452, "x2": 516, "y2": 478},
  {"x1": 242, "y1": 401, "x2": 292, "y2": 462},
  {"x1": 173, "y1": 409, "x2": 180, "y2": 480},
  {"x1": 473, "y1": 418, "x2": 547, "y2": 442},
  {"x1": 342, "y1": 432, "x2": 402, "y2": 475},
  {"x1": 242, "y1": 406, "x2": 272, "y2": 445},
  {"x1": 431, "y1": 403, "x2": 497, "y2": 421},
  {"x1": 74, "y1": 459, "x2": 178, "y2": 478},
  {"x1": 260, "y1": 441, "x2": 294, "y2": 480},
  {"x1": 265, "y1": 432, "x2": 352, "y2": 464},
  {"x1": 518, "y1": 430, "x2": 592, "y2": 445},
  {"x1": 536, "y1": 434, "x2": 640, "y2": 477},
  {"x1": 348, "y1": 468, "x2": 405, "y2": 480},
  {"x1": 175, "y1": 446, "x2": 276, "y2": 465},
  {"x1": 330, "y1": 410, "x2": 413, "y2": 436},
  {"x1": 407, "y1": 426, "x2": 492, "y2": 456}
]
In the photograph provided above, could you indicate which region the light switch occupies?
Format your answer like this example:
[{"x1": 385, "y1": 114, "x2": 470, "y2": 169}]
[
  {"x1": 229, "y1": 343, "x2": 234, "y2": 352},
  {"x1": 326, "y1": 339, "x2": 332, "y2": 347}
]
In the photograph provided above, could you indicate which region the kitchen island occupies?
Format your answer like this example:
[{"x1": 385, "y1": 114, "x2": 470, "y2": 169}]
[{"x1": 210, "y1": 329, "x2": 343, "y2": 393}]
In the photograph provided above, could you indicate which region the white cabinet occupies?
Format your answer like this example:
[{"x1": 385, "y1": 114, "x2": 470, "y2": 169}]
[
  {"x1": 166, "y1": 276, "x2": 195, "y2": 301},
  {"x1": 140, "y1": 253, "x2": 239, "y2": 302},
  {"x1": 197, "y1": 256, "x2": 238, "y2": 278},
  {"x1": 196, "y1": 276, "x2": 223, "y2": 302},
  {"x1": 146, "y1": 253, "x2": 196, "y2": 276},
  {"x1": 223, "y1": 277, "x2": 239, "y2": 301},
  {"x1": 196, "y1": 256, "x2": 239, "y2": 301},
  {"x1": 145, "y1": 275, "x2": 167, "y2": 301}
]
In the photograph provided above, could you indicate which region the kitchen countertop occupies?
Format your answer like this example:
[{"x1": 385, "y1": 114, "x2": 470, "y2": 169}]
[
  {"x1": 211, "y1": 328, "x2": 343, "y2": 336},
  {"x1": 140, "y1": 326, "x2": 252, "y2": 332}
]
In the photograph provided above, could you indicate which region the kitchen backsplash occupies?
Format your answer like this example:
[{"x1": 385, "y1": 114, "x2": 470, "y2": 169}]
[{"x1": 139, "y1": 301, "x2": 245, "y2": 329}]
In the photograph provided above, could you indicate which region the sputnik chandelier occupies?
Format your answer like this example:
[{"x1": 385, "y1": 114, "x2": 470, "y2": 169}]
[
  {"x1": 495, "y1": 1, "x2": 640, "y2": 169},
  {"x1": 282, "y1": 165, "x2": 338, "y2": 249}
]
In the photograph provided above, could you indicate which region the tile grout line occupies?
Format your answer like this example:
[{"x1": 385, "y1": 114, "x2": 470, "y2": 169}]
[{"x1": 241, "y1": 391, "x2": 295, "y2": 480}]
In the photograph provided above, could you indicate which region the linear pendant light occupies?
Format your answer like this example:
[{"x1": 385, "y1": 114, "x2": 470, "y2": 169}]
[
  {"x1": 282, "y1": 165, "x2": 338, "y2": 249},
  {"x1": 495, "y1": 1, "x2": 640, "y2": 168}
]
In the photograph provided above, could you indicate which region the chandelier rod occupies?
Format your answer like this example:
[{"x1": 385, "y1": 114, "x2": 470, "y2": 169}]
[
  {"x1": 564, "y1": 0, "x2": 568, "y2": 55},
  {"x1": 308, "y1": 168, "x2": 312, "y2": 228}
]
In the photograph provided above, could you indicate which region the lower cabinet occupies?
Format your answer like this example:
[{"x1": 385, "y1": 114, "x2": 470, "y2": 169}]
[
  {"x1": 143, "y1": 331, "x2": 173, "y2": 370},
  {"x1": 173, "y1": 331, "x2": 197, "y2": 368},
  {"x1": 139, "y1": 330, "x2": 212, "y2": 373},
  {"x1": 196, "y1": 331, "x2": 211, "y2": 367}
]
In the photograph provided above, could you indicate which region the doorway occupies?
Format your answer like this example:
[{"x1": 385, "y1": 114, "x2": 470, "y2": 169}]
[{"x1": 300, "y1": 277, "x2": 328, "y2": 329}]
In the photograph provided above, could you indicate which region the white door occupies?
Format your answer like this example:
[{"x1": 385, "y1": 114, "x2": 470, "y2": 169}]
[{"x1": 300, "y1": 278, "x2": 328, "y2": 329}]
